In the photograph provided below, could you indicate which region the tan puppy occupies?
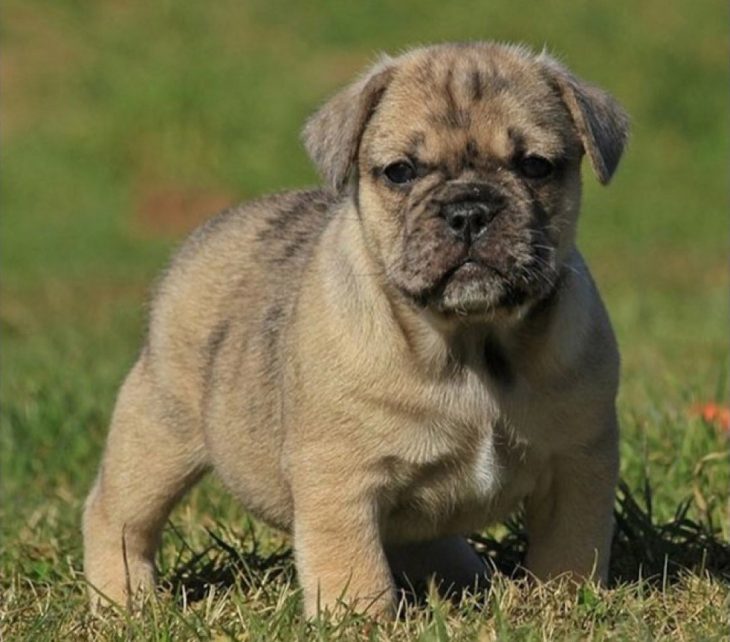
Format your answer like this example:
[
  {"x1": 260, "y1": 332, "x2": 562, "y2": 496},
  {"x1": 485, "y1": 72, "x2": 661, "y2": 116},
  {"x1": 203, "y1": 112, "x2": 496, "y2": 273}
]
[{"x1": 83, "y1": 42, "x2": 628, "y2": 617}]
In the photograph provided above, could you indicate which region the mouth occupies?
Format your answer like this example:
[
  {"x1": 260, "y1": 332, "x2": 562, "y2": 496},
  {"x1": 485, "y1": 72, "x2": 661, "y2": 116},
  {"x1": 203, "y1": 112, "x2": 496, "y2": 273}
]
[
  {"x1": 405, "y1": 258, "x2": 527, "y2": 315},
  {"x1": 443, "y1": 258, "x2": 495, "y2": 283}
]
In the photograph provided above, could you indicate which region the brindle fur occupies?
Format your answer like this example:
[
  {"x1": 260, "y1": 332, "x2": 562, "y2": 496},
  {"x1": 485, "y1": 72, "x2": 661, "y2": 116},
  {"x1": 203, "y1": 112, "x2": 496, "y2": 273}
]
[{"x1": 83, "y1": 42, "x2": 628, "y2": 617}]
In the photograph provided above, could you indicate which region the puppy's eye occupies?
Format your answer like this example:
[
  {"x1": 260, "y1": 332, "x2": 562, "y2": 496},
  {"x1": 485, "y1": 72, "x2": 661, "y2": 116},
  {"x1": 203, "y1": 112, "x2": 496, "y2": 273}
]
[
  {"x1": 518, "y1": 155, "x2": 554, "y2": 179},
  {"x1": 383, "y1": 161, "x2": 417, "y2": 185}
]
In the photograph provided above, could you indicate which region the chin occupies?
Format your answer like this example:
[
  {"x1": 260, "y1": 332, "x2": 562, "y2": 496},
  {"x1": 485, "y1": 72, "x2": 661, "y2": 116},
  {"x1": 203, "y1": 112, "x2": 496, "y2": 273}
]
[{"x1": 433, "y1": 280, "x2": 530, "y2": 321}]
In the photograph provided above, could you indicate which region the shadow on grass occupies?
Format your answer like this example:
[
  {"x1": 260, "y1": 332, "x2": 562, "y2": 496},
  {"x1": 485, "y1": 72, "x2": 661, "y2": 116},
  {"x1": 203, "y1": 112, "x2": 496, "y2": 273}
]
[
  {"x1": 166, "y1": 480, "x2": 730, "y2": 606},
  {"x1": 610, "y1": 481, "x2": 730, "y2": 585},
  {"x1": 166, "y1": 527, "x2": 294, "y2": 603}
]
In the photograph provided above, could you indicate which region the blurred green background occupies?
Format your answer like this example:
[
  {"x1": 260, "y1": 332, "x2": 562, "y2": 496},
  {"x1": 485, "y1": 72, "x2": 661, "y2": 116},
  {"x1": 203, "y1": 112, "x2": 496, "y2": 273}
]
[{"x1": 2, "y1": 0, "x2": 727, "y2": 567}]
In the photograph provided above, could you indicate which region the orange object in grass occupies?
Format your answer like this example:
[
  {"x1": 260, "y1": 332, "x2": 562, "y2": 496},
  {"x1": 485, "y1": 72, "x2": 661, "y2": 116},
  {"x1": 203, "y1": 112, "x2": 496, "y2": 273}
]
[{"x1": 692, "y1": 402, "x2": 730, "y2": 434}]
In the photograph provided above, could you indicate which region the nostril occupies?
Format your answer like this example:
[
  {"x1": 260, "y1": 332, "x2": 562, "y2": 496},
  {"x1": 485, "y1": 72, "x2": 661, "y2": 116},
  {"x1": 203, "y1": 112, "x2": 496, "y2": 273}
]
[{"x1": 449, "y1": 213, "x2": 466, "y2": 232}]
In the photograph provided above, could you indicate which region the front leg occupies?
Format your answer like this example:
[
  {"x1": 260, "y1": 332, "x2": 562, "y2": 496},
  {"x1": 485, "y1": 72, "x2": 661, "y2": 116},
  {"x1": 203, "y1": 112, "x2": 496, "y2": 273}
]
[
  {"x1": 292, "y1": 475, "x2": 394, "y2": 618},
  {"x1": 524, "y1": 420, "x2": 619, "y2": 584}
]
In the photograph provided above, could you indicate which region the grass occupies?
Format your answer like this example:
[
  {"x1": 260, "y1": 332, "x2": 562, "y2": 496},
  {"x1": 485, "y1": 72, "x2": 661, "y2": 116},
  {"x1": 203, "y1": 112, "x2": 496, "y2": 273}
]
[{"x1": 1, "y1": 0, "x2": 728, "y2": 639}]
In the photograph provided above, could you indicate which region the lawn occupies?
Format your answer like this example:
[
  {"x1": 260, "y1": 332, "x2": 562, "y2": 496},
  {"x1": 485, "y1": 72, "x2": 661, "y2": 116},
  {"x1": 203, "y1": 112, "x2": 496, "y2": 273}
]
[{"x1": 2, "y1": 1, "x2": 728, "y2": 639}]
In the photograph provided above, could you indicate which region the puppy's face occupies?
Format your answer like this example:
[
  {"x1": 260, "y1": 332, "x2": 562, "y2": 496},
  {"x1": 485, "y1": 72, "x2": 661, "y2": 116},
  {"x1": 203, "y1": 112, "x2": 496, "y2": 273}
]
[
  {"x1": 358, "y1": 48, "x2": 583, "y2": 316},
  {"x1": 304, "y1": 44, "x2": 628, "y2": 318}
]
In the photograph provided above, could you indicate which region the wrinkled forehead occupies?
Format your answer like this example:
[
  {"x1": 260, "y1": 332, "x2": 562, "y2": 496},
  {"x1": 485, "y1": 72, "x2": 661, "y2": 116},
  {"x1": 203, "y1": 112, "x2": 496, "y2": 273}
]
[{"x1": 365, "y1": 47, "x2": 578, "y2": 164}]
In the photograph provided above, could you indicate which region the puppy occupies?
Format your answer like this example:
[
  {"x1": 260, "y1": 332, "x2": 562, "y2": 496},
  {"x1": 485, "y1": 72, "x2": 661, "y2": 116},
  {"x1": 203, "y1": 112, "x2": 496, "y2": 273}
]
[{"x1": 83, "y1": 42, "x2": 628, "y2": 617}]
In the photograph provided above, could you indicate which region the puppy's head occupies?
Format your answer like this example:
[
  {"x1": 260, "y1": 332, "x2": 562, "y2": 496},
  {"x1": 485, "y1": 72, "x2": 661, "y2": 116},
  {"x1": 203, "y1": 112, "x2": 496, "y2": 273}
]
[{"x1": 304, "y1": 43, "x2": 629, "y2": 318}]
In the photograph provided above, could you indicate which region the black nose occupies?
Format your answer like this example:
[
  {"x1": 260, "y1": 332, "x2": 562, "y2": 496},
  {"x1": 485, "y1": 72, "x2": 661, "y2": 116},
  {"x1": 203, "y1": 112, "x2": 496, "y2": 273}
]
[{"x1": 442, "y1": 201, "x2": 496, "y2": 243}]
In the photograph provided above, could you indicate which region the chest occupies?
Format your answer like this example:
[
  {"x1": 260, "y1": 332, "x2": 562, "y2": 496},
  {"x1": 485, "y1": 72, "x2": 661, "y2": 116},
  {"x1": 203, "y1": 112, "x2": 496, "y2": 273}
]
[
  {"x1": 379, "y1": 374, "x2": 552, "y2": 543},
  {"x1": 369, "y1": 303, "x2": 593, "y2": 537}
]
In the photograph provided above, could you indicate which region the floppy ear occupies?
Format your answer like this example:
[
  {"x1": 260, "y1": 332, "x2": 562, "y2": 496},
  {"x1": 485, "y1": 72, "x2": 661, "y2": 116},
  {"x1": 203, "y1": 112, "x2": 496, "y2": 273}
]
[
  {"x1": 302, "y1": 56, "x2": 395, "y2": 192},
  {"x1": 539, "y1": 53, "x2": 629, "y2": 185}
]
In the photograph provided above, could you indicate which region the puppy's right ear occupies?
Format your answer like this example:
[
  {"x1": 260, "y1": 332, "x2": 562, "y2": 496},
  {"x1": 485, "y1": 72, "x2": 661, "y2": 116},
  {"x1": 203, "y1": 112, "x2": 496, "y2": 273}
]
[{"x1": 302, "y1": 57, "x2": 395, "y2": 193}]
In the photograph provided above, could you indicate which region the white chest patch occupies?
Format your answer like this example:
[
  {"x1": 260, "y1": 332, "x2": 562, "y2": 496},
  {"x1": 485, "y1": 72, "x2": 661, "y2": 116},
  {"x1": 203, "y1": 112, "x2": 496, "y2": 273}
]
[{"x1": 469, "y1": 433, "x2": 499, "y2": 498}]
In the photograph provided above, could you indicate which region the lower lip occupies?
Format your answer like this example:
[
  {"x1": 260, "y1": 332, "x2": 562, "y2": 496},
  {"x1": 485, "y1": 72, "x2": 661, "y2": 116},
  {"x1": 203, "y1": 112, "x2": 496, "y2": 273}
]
[{"x1": 454, "y1": 261, "x2": 482, "y2": 276}]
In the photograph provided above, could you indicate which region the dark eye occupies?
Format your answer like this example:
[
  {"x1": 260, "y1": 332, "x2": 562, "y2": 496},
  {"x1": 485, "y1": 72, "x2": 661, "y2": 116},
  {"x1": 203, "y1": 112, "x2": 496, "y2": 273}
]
[
  {"x1": 383, "y1": 161, "x2": 417, "y2": 185},
  {"x1": 519, "y1": 155, "x2": 554, "y2": 179}
]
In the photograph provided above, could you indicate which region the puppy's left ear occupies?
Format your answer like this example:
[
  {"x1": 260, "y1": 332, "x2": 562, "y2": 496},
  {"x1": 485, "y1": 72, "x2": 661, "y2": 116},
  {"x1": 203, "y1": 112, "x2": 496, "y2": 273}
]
[
  {"x1": 302, "y1": 56, "x2": 395, "y2": 192},
  {"x1": 539, "y1": 53, "x2": 630, "y2": 185}
]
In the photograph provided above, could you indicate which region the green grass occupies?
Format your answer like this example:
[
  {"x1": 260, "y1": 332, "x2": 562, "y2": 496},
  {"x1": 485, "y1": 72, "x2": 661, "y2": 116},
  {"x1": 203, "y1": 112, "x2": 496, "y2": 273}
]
[{"x1": 2, "y1": 0, "x2": 728, "y2": 639}]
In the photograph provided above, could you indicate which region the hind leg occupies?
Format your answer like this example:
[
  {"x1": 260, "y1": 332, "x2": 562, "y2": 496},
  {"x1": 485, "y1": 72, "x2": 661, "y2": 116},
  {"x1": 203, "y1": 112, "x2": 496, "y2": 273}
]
[
  {"x1": 82, "y1": 356, "x2": 208, "y2": 609},
  {"x1": 386, "y1": 536, "x2": 488, "y2": 597}
]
